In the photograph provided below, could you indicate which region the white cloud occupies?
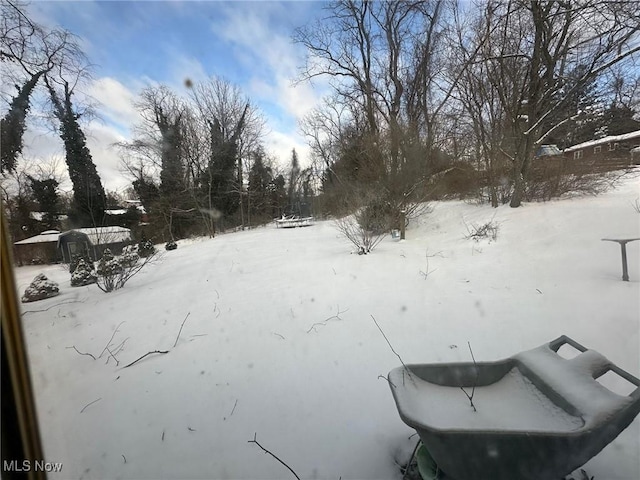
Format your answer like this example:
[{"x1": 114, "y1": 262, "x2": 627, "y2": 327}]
[
  {"x1": 83, "y1": 121, "x2": 131, "y2": 192},
  {"x1": 209, "y1": 3, "x2": 330, "y2": 164},
  {"x1": 88, "y1": 77, "x2": 141, "y2": 134},
  {"x1": 265, "y1": 129, "x2": 311, "y2": 169}
]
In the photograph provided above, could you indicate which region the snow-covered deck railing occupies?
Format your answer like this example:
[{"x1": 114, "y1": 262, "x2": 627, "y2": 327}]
[{"x1": 275, "y1": 216, "x2": 314, "y2": 228}]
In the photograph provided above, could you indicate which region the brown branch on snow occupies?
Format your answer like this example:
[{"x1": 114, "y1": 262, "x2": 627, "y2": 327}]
[
  {"x1": 378, "y1": 374, "x2": 396, "y2": 389},
  {"x1": 99, "y1": 321, "x2": 125, "y2": 359},
  {"x1": 248, "y1": 433, "x2": 301, "y2": 480},
  {"x1": 80, "y1": 397, "x2": 101, "y2": 413},
  {"x1": 123, "y1": 350, "x2": 169, "y2": 368},
  {"x1": 105, "y1": 347, "x2": 119, "y2": 366},
  {"x1": 371, "y1": 315, "x2": 414, "y2": 385},
  {"x1": 66, "y1": 346, "x2": 96, "y2": 360},
  {"x1": 307, "y1": 306, "x2": 349, "y2": 333},
  {"x1": 224, "y1": 399, "x2": 238, "y2": 421},
  {"x1": 111, "y1": 338, "x2": 129, "y2": 357},
  {"x1": 173, "y1": 312, "x2": 191, "y2": 348},
  {"x1": 22, "y1": 300, "x2": 84, "y2": 314},
  {"x1": 460, "y1": 341, "x2": 479, "y2": 412}
]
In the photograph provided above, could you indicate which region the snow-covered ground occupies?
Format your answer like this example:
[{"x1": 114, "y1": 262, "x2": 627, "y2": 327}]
[{"x1": 15, "y1": 173, "x2": 640, "y2": 480}]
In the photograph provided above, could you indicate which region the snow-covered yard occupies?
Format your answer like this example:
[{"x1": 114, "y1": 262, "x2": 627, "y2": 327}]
[{"x1": 16, "y1": 174, "x2": 640, "y2": 480}]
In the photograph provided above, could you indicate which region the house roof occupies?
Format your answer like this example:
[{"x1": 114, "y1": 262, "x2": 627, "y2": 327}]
[
  {"x1": 14, "y1": 231, "x2": 62, "y2": 245},
  {"x1": 16, "y1": 226, "x2": 132, "y2": 246},
  {"x1": 63, "y1": 226, "x2": 132, "y2": 245},
  {"x1": 564, "y1": 130, "x2": 640, "y2": 152}
]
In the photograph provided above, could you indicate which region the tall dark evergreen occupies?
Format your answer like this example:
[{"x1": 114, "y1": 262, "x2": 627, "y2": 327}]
[
  {"x1": 0, "y1": 71, "x2": 46, "y2": 173},
  {"x1": 154, "y1": 103, "x2": 184, "y2": 198},
  {"x1": 602, "y1": 104, "x2": 640, "y2": 136},
  {"x1": 46, "y1": 78, "x2": 106, "y2": 227},
  {"x1": 247, "y1": 148, "x2": 273, "y2": 220},
  {"x1": 203, "y1": 103, "x2": 248, "y2": 218},
  {"x1": 287, "y1": 148, "x2": 300, "y2": 213}
]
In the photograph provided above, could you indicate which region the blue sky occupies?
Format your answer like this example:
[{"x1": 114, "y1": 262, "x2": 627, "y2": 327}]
[{"x1": 20, "y1": 1, "x2": 330, "y2": 191}]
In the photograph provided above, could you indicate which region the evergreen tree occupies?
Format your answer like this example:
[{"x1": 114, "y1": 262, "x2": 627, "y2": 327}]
[
  {"x1": 27, "y1": 175, "x2": 59, "y2": 230},
  {"x1": 287, "y1": 148, "x2": 301, "y2": 214},
  {"x1": 247, "y1": 148, "x2": 273, "y2": 219},
  {"x1": 543, "y1": 65, "x2": 601, "y2": 149},
  {"x1": 602, "y1": 104, "x2": 640, "y2": 136},
  {"x1": 46, "y1": 78, "x2": 106, "y2": 227}
]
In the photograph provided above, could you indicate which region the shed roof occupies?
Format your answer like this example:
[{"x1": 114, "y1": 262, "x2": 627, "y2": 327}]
[
  {"x1": 14, "y1": 231, "x2": 62, "y2": 245},
  {"x1": 62, "y1": 226, "x2": 131, "y2": 245}
]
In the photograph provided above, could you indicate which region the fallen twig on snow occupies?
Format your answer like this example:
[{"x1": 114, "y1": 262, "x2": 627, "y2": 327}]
[
  {"x1": 371, "y1": 315, "x2": 414, "y2": 384},
  {"x1": 22, "y1": 299, "x2": 84, "y2": 314},
  {"x1": 80, "y1": 397, "x2": 101, "y2": 413},
  {"x1": 248, "y1": 433, "x2": 300, "y2": 480},
  {"x1": 123, "y1": 350, "x2": 169, "y2": 368},
  {"x1": 100, "y1": 321, "x2": 125, "y2": 359},
  {"x1": 460, "y1": 341, "x2": 479, "y2": 412},
  {"x1": 105, "y1": 347, "x2": 120, "y2": 366},
  {"x1": 378, "y1": 374, "x2": 396, "y2": 389},
  {"x1": 173, "y1": 312, "x2": 191, "y2": 347},
  {"x1": 67, "y1": 346, "x2": 96, "y2": 360},
  {"x1": 307, "y1": 306, "x2": 349, "y2": 333},
  {"x1": 225, "y1": 399, "x2": 238, "y2": 420}
]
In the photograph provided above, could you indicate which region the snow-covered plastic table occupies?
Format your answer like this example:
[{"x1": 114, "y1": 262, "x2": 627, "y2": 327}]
[{"x1": 388, "y1": 335, "x2": 640, "y2": 480}]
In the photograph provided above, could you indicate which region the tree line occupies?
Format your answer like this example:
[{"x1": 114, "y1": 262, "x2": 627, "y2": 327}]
[
  {"x1": 297, "y1": 0, "x2": 639, "y2": 217},
  {"x1": 2, "y1": 0, "x2": 639, "y2": 243}
]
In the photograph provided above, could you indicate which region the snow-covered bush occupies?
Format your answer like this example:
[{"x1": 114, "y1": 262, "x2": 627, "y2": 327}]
[
  {"x1": 165, "y1": 241, "x2": 177, "y2": 251},
  {"x1": 95, "y1": 248, "x2": 156, "y2": 293},
  {"x1": 96, "y1": 249, "x2": 122, "y2": 276},
  {"x1": 138, "y1": 239, "x2": 155, "y2": 258},
  {"x1": 70, "y1": 258, "x2": 97, "y2": 286},
  {"x1": 21, "y1": 274, "x2": 60, "y2": 303},
  {"x1": 119, "y1": 249, "x2": 140, "y2": 267},
  {"x1": 69, "y1": 252, "x2": 93, "y2": 273}
]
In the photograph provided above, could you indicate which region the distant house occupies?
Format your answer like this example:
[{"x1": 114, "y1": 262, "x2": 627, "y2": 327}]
[
  {"x1": 14, "y1": 230, "x2": 63, "y2": 265},
  {"x1": 563, "y1": 130, "x2": 640, "y2": 169},
  {"x1": 57, "y1": 226, "x2": 133, "y2": 263}
]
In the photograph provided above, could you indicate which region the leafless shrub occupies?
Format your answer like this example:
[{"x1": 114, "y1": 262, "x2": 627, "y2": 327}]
[
  {"x1": 335, "y1": 214, "x2": 386, "y2": 254},
  {"x1": 527, "y1": 161, "x2": 634, "y2": 202},
  {"x1": 463, "y1": 216, "x2": 500, "y2": 242},
  {"x1": 419, "y1": 249, "x2": 443, "y2": 279}
]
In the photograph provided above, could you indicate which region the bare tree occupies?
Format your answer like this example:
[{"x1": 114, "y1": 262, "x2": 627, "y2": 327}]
[
  {"x1": 189, "y1": 76, "x2": 265, "y2": 227},
  {"x1": 466, "y1": 0, "x2": 640, "y2": 207},
  {"x1": 296, "y1": 0, "x2": 467, "y2": 224}
]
